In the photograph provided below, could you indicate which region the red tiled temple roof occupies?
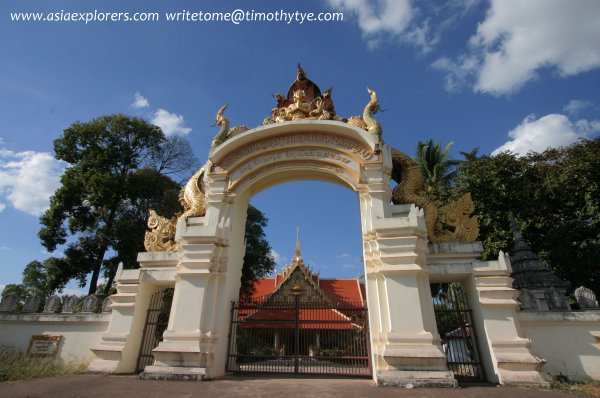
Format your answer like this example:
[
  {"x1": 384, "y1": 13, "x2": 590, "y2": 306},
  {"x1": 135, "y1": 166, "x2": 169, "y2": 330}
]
[
  {"x1": 240, "y1": 234, "x2": 366, "y2": 330},
  {"x1": 249, "y1": 277, "x2": 364, "y2": 305},
  {"x1": 319, "y1": 279, "x2": 363, "y2": 305}
]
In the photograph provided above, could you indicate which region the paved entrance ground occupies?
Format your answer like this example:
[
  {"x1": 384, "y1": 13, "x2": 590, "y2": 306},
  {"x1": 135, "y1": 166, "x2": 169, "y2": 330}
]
[{"x1": 0, "y1": 375, "x2": 592, "y2": 398}]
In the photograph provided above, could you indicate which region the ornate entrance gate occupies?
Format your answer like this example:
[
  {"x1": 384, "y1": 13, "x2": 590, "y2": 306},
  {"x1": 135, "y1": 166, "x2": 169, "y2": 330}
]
[
  {"x1": 226, "y1": 296, "x2": 370, "y2": 376},
  {"x1": 432, "y1": 283, "x2": 485, "y2": 381},
  {"x1": 89, "y1": 65, "x2": 548, "y2": 387},
  {"x1": 135, "y1": 288, "x2": 173, "y2": 373}
]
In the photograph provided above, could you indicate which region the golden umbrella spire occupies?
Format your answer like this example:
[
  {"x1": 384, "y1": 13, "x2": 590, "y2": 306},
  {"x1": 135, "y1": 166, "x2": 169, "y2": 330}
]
[{"x1": 295, "y1": 226, "x2": 301, "y2": 257}]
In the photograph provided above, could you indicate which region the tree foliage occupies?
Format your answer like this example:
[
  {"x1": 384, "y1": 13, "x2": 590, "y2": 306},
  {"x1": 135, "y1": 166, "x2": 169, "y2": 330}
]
[
  {"x1": 1, "y1": 258, "x2": 67, "y2": 301},
  {"x1": 449, "y1": 138, "x2": 600, "y2": 294},
  {"x1": 415, "y1": 139, "x2": 460, "y2": 199},
  {"x1": 240, "y1": 204, "x2": 276, "y2": 298},
  {"x1": 38, "y1": 115, "x2": 195, "y2": 295}
]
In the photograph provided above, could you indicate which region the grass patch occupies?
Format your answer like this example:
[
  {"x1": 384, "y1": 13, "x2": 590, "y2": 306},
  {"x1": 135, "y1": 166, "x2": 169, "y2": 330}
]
[
  {"x1": 0, "y1": 347, "x2": 87, "y2": 382},
  {"x1": 551, "y1": 378, "x2": 600, "y2": 397}
]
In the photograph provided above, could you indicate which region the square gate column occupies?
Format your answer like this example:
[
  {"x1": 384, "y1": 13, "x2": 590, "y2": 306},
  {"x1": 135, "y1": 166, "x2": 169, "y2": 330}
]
[
  {"x1": 141, "y1": 225, "x2": 225, "y2": 380},
  {"x1": 141, "y1": 173, "x2": 233, "y2": 381},
  {"x1": 364, "y1": 205, "x2": 456, "y2": 387},
  {"x1": 467, "y1": 254, "x2": 548, "y2": 387},
  {"x1": 88, "y1": 264, "x2": 160, "y2": 373}
]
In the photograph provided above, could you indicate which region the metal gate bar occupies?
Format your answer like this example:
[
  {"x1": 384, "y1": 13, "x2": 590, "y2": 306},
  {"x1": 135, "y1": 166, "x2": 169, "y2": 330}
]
[
  {"x1": 432, "y1": 283, "x2": 485, "y2": 381},
  {"x1": 226, "y1": 296, "x2": 370, "y2": 377},
  {"x1": 135, "y1": 288, "x2": 173, "y2": 373}
]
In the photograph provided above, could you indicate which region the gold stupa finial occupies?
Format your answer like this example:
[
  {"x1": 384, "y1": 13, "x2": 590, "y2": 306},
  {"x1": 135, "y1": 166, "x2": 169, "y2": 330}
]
[{"x1": 295, "y1": 226, "x2": 301, "y2": 257}]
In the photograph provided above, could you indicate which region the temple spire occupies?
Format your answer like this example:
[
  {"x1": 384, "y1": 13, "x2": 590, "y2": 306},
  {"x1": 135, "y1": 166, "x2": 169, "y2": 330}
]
[{"x1": 295, "y1": 226, "x2": 301, "y2": 257}]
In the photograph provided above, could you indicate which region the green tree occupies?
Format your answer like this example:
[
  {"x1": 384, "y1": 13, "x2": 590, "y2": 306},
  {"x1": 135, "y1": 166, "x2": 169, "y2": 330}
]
[
  {"x1": 240, "y1": 204, "x2": 276, "y2": 298},
  {"x1": 450, "y1": 138, "x2": 600, "y2": 294},
  {"x1": 1, "y1": 258, "x2": 67, "y2": 301},
  {"x1": 1, "y1": 284, "x2": 27, "y2": 301},
  {"x1": 415, "y1": 139, "x2": 460, "y2": 199},
  {"x1": 38, "y1": 115, "x2": 194, "y2": 295}
]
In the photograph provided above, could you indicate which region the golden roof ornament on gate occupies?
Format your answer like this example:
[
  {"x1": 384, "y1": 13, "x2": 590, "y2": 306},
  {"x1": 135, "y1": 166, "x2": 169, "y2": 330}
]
[{"x1": 144, "y1": 64, "x2": 480, "y2": 253}]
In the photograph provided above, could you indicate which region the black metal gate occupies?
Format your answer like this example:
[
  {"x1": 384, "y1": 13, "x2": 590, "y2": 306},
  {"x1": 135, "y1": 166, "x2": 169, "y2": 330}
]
[
  {"x1": 226, "y1": 296, "x2": 370, "y2": 376},
  {"x1": 135, "y1": 288, "x2": 173, "y2": 373},
  {"x1": 432, "y1": 282, "x2": 485, "y2": 381}
]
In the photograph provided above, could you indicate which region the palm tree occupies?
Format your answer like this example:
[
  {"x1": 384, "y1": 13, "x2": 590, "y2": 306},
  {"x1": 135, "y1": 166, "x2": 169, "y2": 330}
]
[{"x1": 415, "y1": 139, "x2": 460, "y2": 197}]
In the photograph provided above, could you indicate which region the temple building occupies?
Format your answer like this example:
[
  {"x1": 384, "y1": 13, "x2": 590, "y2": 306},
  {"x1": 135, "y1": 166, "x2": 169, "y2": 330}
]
[
  {"x1": 229, "y1": 236, "x2": 370, "y2": 375},
  {"x1": 248, "y1": 237, "x2": 365, "y2": 306}
]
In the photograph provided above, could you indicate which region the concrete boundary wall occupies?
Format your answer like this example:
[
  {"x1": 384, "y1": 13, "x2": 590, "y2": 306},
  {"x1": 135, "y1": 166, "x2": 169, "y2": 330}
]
[
  {"x1": 518, "y1": 311, "x2": 600, "y2": 380},
  {"x1": 0, "y1": 314, "x2": 110, "y2": 364}
]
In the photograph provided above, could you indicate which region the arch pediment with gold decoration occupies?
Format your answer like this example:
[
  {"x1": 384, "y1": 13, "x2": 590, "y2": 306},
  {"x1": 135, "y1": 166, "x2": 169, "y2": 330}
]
[{"x1": 208, "y1": 120, "x2": 382, "y2": 195}]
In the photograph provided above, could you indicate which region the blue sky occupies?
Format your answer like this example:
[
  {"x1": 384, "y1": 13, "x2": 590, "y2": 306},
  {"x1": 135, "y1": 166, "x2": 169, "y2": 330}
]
[{"x1": 1, "y1": 0, "x2": 600, "y2": 293}]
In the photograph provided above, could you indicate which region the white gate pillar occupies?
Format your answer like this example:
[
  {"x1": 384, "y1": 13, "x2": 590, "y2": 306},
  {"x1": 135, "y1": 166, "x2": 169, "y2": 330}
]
[
  {"x1": 88, "y1": 264, "x2": 164, "y2": 374},
  {"x1": 467, "y1": 254, "x2": 548, "y2": 386},
  {"x1": 363, "y1": 205, "x2": 455, "y2": 387},
  {"x1": 141, "y1": 172, "x2": 238, "y2": 380}
]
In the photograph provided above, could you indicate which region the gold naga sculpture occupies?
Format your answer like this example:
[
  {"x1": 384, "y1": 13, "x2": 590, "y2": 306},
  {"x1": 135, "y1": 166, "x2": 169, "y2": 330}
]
[
  {"x1": 210, "y1": 104, "x2": 250, "y2": 151},
  {"x1": 143, "y1": 210, "x2": 179, "y2": 252},
  {"x1": 390, "y1": 148, "x2": 479, "y2": 243},
  {"x1": 347, "y1": 88, "x2": 383, "y2": 142},
  {"x1": 146, "y1": 104, "x2": 250, "y2": 252},
  {"x1": 144, "y1": 165, "x2": 208, "y2": 252}
]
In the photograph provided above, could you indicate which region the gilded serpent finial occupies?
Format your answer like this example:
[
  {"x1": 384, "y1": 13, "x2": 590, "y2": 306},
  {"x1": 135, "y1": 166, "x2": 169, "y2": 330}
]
[
  {"x1": 347, "y1": 88, "x2": 383, "y2": 141},
  {"x1": 364, "y1": 88, "x2": 383, "y2": 142},
  {"x1": 210, "y1": 104, "x2": 250, "y2": 150},
  {"x1": 210, "y1": 104, "x2": 230, "y2": 151}
]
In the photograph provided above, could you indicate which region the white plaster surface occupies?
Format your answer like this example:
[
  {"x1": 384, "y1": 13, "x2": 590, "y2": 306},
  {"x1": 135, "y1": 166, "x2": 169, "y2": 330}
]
[
  {"x1": 519, "y1": 310, "x2": 600, "y2": 380},
  {"x1": 0, "y1": 313, "x2": 110, "y2": 363}
]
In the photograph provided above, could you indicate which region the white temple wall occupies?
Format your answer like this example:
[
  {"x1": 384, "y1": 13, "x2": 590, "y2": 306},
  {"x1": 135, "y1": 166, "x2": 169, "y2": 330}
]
[
  {"x1": 0, "y1": 314, "x2": 109, "y2": 363},
  {"x1": 518, "y1": 311, "x2": 600, "y2": 380}
]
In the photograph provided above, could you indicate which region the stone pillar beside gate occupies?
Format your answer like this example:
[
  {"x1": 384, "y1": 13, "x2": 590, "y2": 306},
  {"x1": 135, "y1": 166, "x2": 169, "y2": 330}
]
[
  {"x1": 428, "y1": 243, "x2": 549, "y2": 386},
  {"x1": 140, "y1": 172, "x2": 248, "y2": 380},
  {"x1": 88, "y1": 258, "x2": 174, "y2": 373},
  {"x1": 466, "y1": 254, "x2": 548, "y2": 387},
  {"x1": 364, "y1": 203, "x2": 456, "y2": 387}
]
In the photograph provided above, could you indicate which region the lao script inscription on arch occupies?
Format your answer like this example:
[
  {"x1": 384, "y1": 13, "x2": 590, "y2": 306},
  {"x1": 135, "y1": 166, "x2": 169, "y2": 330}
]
[
  {"x1": 228, "y1": 148, "x2": 357, "y2": 189},
  {"x1": 215, "y1": 131, "x2": 378, "y2": 171},
  {"x1": 231, "y1": 161, "x2": 351, "y2": 193}
]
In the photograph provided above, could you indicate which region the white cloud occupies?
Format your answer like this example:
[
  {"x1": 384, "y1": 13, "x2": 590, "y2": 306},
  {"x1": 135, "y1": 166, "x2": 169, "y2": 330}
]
[
  {"x1": 151, "y1": 109, "x2": 191, "y2": 137},
  {"x1": 435, "y1": 0, "x2": 600, "y2": 95},
  {"x1": 431, "y1": 55, "x2": 480, "y2": 93},
  {"x1": 326, "y1": 0, "x2": 432, "y2": 51},
  {"x1": 342, "y1": 263, "x2": 357, "y2": 269},
  {"x1": 60, "y1": 287, "x2": 87, "y2": 297},
  {"x1": 492, "y1": 114, "x2": 600, "y2": 156},
  {"x1": 327, "y1": 0, "x2": 481, "y2": 53},
  {"x1": 564, "y1": 100, "x2": 595, "y2": 116},
  {"x1": 0, "y1": 246, "x2": 9, "y2": 250},
  {"x1": 270, "y1": 249, "x2": 281, "y2": 263},
  {"x1": 270, "y1": 249, "x2": 288, "y2": 266},
  {"x1": 327, "y1": 0, "x2": 413, "y2": 36},
  {"x1": 0, "y1": 145, "x2": 65, "y2": 215},
  {"x1": 131, "y1": 92, "x2": 150, "y2": 109},
  {"x1": 336, "y1": 253, "x2": 352, "y2": 259},
  {"x1": 0, "y1": 203, "x2": 5, "y2": 213}
]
